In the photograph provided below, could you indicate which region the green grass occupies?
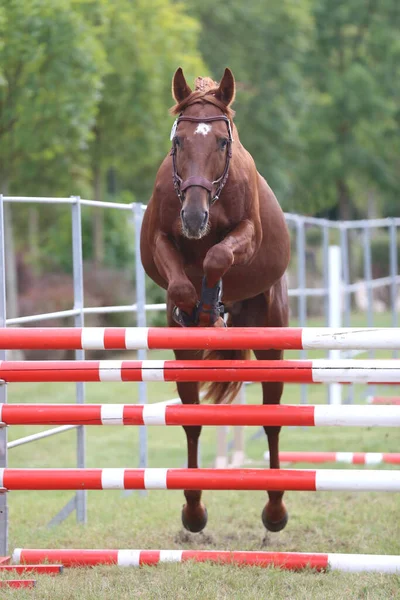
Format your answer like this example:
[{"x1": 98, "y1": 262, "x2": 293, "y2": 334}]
[{"x1": 2, "y1": 315, "x2": 400, "y2": 598}]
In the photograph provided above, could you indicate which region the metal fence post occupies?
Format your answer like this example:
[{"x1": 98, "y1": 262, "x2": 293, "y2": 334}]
[
  {"x1": 72, "y1": 196, "x2": 87, "y2": 523},
  {"x1": 0, "y1": 195, "x2": 8, "y2": 555},
  {"x1": 389, "y1": 220, "x2": 398, "y2": 330},
  {"x1": 133, "y1": 203, "x2": 148, "y2": 475},
  {"x1": 328, "y1": 246, "x2": 342, "y2": 405},
  {"x1": 340, "y1": 226, "x2": 351, "y2": 326},
  {"x1": 363, "y1": 226, "x2": 374, "y2": 329},
  {"x1": 296, "y1": 218, "x2": 307, "y2": 404}
]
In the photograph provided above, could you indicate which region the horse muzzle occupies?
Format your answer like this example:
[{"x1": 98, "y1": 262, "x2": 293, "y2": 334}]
[{"x1": 180, "y1": 186, "x2": 210, "y2": 239}]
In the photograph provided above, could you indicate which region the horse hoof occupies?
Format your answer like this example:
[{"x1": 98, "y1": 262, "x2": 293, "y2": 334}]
[
  {"x1": 181, "y1": 505, "x2": 208, "y2": 533},
  {"x1": 261, "y1": 505, "x2": 289, "y2": 533}
]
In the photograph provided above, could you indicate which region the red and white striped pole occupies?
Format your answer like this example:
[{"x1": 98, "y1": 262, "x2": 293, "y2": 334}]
[
  {"x1": 0, "y1": 404, "x2": 399, "y2": 427},
  {"x1": 264, "y1": 451, "x2": 400, "y2": 465},
  {"x1": 1, "y1": 359, "x2": 400, "y2": 383},
  {"x1": 367, "y1": 396, "x2": 400, "y2": 405},
  {"x1": 1, "y1": 326, "x2": 400, "y2": 350},
  {"x1": 12, "y1": 548, "x2": 400, "y2": 573},
  {"x1": 0, "y1": 468, "x2": 399, "y2": 491}
]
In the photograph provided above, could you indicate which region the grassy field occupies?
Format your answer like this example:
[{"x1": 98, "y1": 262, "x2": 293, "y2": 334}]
[{"x1": 2, "y1": 317, "x2": 400, "y2": 598}]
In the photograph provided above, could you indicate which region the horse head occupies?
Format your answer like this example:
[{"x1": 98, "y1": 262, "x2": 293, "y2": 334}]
[{"x1": 170, "y1": 68, "x2": 236, "y2": 240}]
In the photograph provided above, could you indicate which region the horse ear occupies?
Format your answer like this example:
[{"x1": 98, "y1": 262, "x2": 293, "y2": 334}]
[
  {"x1": 172, "y1": 68, "x2": 192, "y2": 103},
  {"x1": 215, "y1": 68, "x2": 235, "y2": 106}
]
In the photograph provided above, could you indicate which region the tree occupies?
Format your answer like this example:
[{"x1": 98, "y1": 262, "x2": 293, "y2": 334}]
[
  {"x1": 0, "y1": 0, "x2": 106, "y2": 193},
  {"x1": 293, "y1": 0, "x2": 400, "y2": 218},
  {"x1": 78, "y1": 0, "x2": 205, "y2": 264},
  {"x1": 0, "y1": 0, "x2": 106, "y2": 315},
  {"x1": 185, "y1": 0, "x2": 313, "y2": 202}
]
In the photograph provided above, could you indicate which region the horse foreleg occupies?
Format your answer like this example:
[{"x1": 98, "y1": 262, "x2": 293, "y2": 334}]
[
  {"x1": 202, "y1": 220, "x2": 258, "y2": 287},
  {"x1": 154, "y1": 232, "x2": 198, "y2": 314}
]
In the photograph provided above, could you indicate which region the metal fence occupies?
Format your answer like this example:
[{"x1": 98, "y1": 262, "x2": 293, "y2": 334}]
[{"x1": 0, "y1": 194, "x2": 399, "y2": 554}]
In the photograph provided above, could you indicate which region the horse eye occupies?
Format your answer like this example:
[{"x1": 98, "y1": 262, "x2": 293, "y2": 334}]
[
  {"x1": 174, "y1": 136, "x2": 181, "y2": 147},
  {"x1": 219, "y1": 138, "x2": 228, "y2": 150}
]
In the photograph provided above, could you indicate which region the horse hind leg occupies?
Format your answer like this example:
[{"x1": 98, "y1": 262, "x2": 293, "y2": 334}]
[
  {"x1": 256, "y1": 280, "x2": 289, "y2": 532},
  {"x1": 174, "y1": 360, "x2": 208, "y2": 533},
  {"x1": 232, "y1": 284, "x2": 289, "y2": 532},
  {"x1": 256, "y1": 363, "x2": 288, "y2": 532}
]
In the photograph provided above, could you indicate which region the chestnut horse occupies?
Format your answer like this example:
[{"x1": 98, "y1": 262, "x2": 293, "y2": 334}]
[{"x1": 140, "y1": 68, "x2": 290, "y2": 534}]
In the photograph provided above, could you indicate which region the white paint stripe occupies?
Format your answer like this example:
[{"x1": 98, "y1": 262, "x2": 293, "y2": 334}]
[
  {"x1": 328, "y1": 553, "x2": 400, "y2": 573},
  {"x1": 316, "y1": 470, "x2": 400, "y2": 491},
  {"x1": 314, "y1": 405, "x2": 400, "y2": 427},
  {"x1": 125, "y1": 328, "x2": 149, "y2": 350},
  {"x1": 159, "y1": 550, "x2": 183, "y2": 563},
  {"x1": 144, "y1": 468, "x2": 168, "y2": 489},
  {"x1": 312, "y1": 359, "x2": 400, "y2": 383},
  {"x1": 81, "y1": 328, "x2": 105, "y2": 350},
  {"x1": 365, "y1": 452, "x2": 383, "y2": 465},
  {"x1": 101, "y1": 468, "x2": 125, "y2": 489},
  {"x1": 142, "y1": 404, "x2": 166, "y2": 425},
  {"x1": 12, "y1": 548, "x2": 22, "y2": 564},
  {"x1": 335, "y1": 452, "x2": 353, "y2": 464},
  {"x1": 302, "y1": 328, "x2": 400, "y2": 350},
  {"x1": 99, "y1": 361, "x2": 122, "y2": 382},
  {"x1": 117, "y1": 550, "x2": 141, "y2": 567},
  {"x1": 141, "y1": 360, "x2": 165, "y2": 382},
  {"x1": 0, "y1": 405, "x2": 2, "y2": 422},
  {"x1": 0, "y1": 468, "x2": 3, "y2": 488},
  {"x1": 100, "y1": 404, "x2": 124, "y2": 425}
]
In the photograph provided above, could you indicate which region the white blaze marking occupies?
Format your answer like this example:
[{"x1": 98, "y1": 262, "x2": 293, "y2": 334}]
[{"x1": 194, "y1": 123, "x2": 212, "y2": 136}]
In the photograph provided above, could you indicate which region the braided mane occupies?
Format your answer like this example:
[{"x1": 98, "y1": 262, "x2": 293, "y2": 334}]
[{"x1": 170, "y1": 76, "x2": 235, "y2": 119}]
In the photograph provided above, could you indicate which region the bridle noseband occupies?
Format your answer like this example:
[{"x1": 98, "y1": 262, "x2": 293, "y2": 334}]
[{"x1": 170, "y1": 114, "x2": 233, "y2": 205}]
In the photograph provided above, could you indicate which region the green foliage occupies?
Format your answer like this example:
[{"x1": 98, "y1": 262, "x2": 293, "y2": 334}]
[
  {"x1": 39, "y1": 199, "x2": 134, "y2": 273},
  {"x1": 0, "y1": 0, "x2": 106, "y2": 192},
  {"x1": 292, "y1": 0, "x2": 400, "y2": 217},
  {"x1": 80, "y1": 0, "x2": 206, "y2": 201},
  {"x1": 186, "y1": 0, "x2": 313, "y2": 202}
]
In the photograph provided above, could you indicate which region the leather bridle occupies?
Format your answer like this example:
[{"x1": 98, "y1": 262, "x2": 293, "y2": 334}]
[{"x1": 170, "y1": 114, "x2": 233, "y2": 205}]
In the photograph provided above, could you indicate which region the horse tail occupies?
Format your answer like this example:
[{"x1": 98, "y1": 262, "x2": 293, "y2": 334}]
[{"x1": 200, "y1": 347, "x2": 251, "y2": 404}]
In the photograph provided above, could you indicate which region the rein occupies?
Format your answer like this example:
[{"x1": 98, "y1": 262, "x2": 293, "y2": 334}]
[{"x1": 170, "y1": 114, "x2": 233, "y2": 205}]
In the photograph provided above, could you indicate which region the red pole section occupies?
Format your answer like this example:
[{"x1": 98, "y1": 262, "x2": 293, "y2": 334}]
[
  {"x1": 14, "y1": 548, "x2": 118, "y2": 567},
  {"x1": 0, "y1": 580, "x2": 36, "y2": 588},
  {"x1": 276, "y1": 452, "x2": 338, "y2": 464},
  {"x1": 368, "y1": 396, "x2": 400, "y2": 405},
  {"x1": 0, "y1": 564, "x2": 63, "y2": 574}
]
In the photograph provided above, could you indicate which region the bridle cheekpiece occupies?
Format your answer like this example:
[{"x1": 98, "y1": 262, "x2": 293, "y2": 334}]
[{"x1": 170, "y1": 114, "x2": 233, "y2": 205}]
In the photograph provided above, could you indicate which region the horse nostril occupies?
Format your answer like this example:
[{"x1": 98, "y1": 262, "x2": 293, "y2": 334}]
[
  {"x1": 202, "y1": 211, "x2": 209, "y2": 227},
  {"x1": 181, "y1": 209, "x2": 185, "y2": 219}
]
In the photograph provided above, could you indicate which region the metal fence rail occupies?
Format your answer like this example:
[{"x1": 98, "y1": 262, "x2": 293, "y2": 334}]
[{"x1": 0, "y1": 194, "x2": 398, "y2": 555}]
